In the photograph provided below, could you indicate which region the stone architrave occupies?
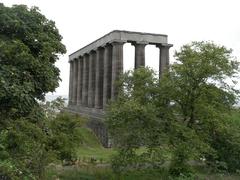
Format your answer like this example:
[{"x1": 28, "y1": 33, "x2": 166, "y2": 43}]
[{"x1": 69, "y1": 30, "x2": 168, "y2": 60}]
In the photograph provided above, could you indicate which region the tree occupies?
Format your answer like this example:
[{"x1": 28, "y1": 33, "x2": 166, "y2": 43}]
[
  {"x1": 0, "y1": 4, "x2": 66, "y2": 119},
  {"x1": 106, "y1": 41, "x2": 240, "y2": 175},
  {"x1": 159, "y1": 41, "x2": 240, "y2": 173},
  {"x1": 161, "y1": 41, "x2": 239, "y2": 127},
  {"x1": 0, "y1": 4, "x2": 67, "y2": 179},
  {"x1": 106, "y1": 68, "x2": 168, "y2": 173},
  {"x1": 0, "y1": 97, "x2": 85, "y2": 179}
]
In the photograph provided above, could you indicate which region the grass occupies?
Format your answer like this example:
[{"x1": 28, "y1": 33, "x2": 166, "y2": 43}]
[
  {"x1": 76, "y1": 147, "x2": 150, "y2": 163},
  {"x1": 75, "y1": 126, "x2": 149, "y2": 162},
  {"x1": 77, "y1": 147, "x2": 115, "y2": 162},
  {"x1": 76, "y1": 127, "x2": 116, "y2": 162},
  {"x1": 47, "y1": 167, "x2": 167, "y2": 180},
  {"x1": 47, "y1": 165, "x2": 240, "y2": 180},
  {"x1": 77, "y1": 127, "x2": 102, "y2": 148}
]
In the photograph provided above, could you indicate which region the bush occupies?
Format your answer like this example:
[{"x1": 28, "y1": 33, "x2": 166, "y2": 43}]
[
  {"x1": 207, "y1": 119, "x2": 240, "y2": 172},
  {"x1": 169, "y1": 145, "x2": 194, "y2": 177},
  {"x1": 0, "y1": 97, "x2": 85, "y2": 179},
  {"x1": 0, "y1": 117, "x2": 49, "y2": 179},
  {"x1": 47, "y1": 112, "x2": 85, "y2": 162}
]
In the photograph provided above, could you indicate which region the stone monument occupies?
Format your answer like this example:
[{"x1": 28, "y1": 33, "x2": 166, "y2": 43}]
[{"x1": 67, "y1": 30, "x2": 173, "y2": 147}]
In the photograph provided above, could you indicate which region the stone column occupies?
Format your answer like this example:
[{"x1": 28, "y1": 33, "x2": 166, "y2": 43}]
[
  {"x1": 79, "y1": 58, "x2": 84, "y2": 105},
  {"x1": 95, "y1": 47, "x2": 104, "y2": 109},
  {"x1": 103, "y1": 44, "x2": 112, "y2": 107},
  {"x1": 111, "y1": 41, "x2": 124, "y2": 100},
  {"x1": 68, "y1": 61, "x2": 74, "y2": 106},
  {"x1": 72, "y1": 58, "x2": 78, "y2": 105},
  {"x1": 88, "y1": 51, "x2": 96, "y2": 108},
  {"x1": 77, "y1": 57, "x2": 83, "y2": 105},
  {"x1": 156, "y1": 43, "x2": 173, "y2": 78},
  {"x1": 132, "y1": 42, "x2": 147, "y2": 69},
  {"x1": 82, "y1": 54, "x2": 89, "y2": 106}
]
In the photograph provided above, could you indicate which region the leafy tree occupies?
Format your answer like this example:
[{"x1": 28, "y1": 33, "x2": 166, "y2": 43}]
[
  {"x1": 161, "y1": 41, "x2": 239, "y2": 127},
  {"x1": 1, "y1": 117, "x2": 49, "y2": 179},
  {"x1": 106, "y1": 41, "x2": 240, "y2": 175},
  {"x1": 41, "y1": 96, "x2": 66, "y2": 120},
  {"x1": 0, "y1": 4, "x2": 69, "y2": 179},
  {"x1": 107, "y1": 68, "x2": 168, "y2": 173},
  {"x1": 0, "y1": 4, "x2": 66, "y2": 119},
  {"x1": 0, "y1": 97, "x2": 85, "y2": 179},
  {"x1": 159, "y1": 41, "x2": 240, "y2": 173}
]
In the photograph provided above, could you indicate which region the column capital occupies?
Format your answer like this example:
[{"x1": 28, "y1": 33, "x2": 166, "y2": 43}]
[
  {"x1": 103, "y1": 43, "x2": 112, "y2": 48},
  {"x1": 91, "y1": 46, "x2": 102, "y2": 52},
  {"x1": 89, "y1": 50, "x2": 97, "y2": 58},
  {"x1": 109, "y1": 40, "x2": 126, "y2": 45},
  {"x1": 77, "y1": 55, "x2": 83, "y2": 60},
  {"x1": 69, "y1": 59, "x2": 74, "y2": 64},
  {"x1": 156, "y1": 43, "x2": 173, "y2": 48},
  {"x1": 88, "y1": 49, "x2": 97, "y2": 55},
  {"x1": 131, "y1": 41, "x2": 148, "y2": 46},
  {"x1": 83, "y1": 53, "x2": 90, "y2": 57}
]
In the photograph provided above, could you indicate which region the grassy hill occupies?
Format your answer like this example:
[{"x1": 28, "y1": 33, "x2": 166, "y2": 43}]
[{"x1": 76, "y1": 127, "x2": 115, "y2": 162}]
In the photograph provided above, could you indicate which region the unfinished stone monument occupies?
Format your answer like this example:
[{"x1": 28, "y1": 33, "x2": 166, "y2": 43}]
[{"x1": 67, "y1": 30, "x2": 173, "y2": 147}]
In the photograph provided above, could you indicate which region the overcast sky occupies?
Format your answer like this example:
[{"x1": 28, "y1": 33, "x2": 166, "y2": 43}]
[{"x1": 2, "y1": 0, "x2": 240, "y2": 96}]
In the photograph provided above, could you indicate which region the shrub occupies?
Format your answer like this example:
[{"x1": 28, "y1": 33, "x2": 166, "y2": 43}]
[{"x1": 48, "y1": 112, "x2": 85, "y2": 162}]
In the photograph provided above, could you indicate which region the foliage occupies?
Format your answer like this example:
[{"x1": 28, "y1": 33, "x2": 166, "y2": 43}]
[
  {"x1": 106, "y1": 41, "x2": 240, "y2": 176},
  {"x1": 161, "y1": 41, "x2": 239, "y2": 127},
  {"x1": 41, "y1": 96, "x2": 66, "y2": 120},
  {"x1": 0, "y1": 109, "x2": 49, "y2": 179},
  {"x1": 40, "y1": 97, "x2": 85, "y2": 162},
  {"x1": 0, "y1": 4, "x2": 66, "y2": 118},
  {"x1": 0, "y1": 3, "x2": 68, "y2": 179},
  {"x1": 161, "y1": 41, "x2": 240, "y2": 174},
  {"x1": 207, "y1": 117, "x2": 240, "y2": 172},
  {"x1": 107, "y1": 68, "x2": 160, "y2": 147},
  {"x1": 0, "y1": 98, "x2": 86, "y2": 179},
  {"x1": 47, "y1": 112, "x2": 85, "y2": 162},
  {"x1": 107, "y1": 68, "x2": 168, "y2": 173}
]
